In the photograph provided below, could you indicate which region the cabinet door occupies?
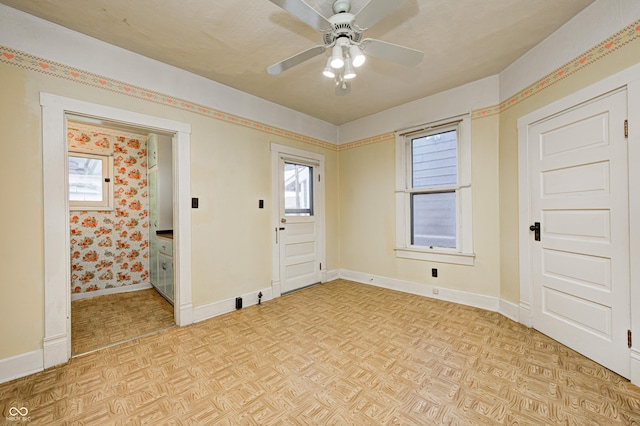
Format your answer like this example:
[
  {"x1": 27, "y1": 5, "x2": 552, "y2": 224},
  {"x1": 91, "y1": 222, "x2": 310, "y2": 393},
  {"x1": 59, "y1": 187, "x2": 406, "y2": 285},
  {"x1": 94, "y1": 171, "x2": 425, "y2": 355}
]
[
  {"x1": 158, "y1": 252, "x2": 173, "y2": 303},
  {"x1": 165, "y1": 258, "x2": 174, "y2": 302},
  {"x1": 150, "y1": 237, "x2": 158, "y2": 286}
]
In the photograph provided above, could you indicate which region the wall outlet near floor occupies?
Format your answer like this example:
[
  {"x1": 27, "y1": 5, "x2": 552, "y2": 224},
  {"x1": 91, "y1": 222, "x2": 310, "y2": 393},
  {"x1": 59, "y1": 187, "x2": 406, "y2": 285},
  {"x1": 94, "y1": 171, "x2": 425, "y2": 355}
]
[
  {"x1": 432, "y1": 268, "x2": 438, "y2": 277},
  {"x1": 235, "y1": 297, "x2": 242, "y2": 310}
]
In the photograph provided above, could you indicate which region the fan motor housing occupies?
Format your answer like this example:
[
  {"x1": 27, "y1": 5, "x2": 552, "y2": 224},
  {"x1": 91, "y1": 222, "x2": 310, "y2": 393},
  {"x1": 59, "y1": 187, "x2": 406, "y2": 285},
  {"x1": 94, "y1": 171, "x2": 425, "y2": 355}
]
[{"x1": 324, "y1": 13, "x2": 362, "y2": 45}]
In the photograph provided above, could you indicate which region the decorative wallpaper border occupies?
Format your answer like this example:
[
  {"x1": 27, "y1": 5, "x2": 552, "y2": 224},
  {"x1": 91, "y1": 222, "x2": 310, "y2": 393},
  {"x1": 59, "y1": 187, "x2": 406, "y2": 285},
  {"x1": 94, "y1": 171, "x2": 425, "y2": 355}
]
[
  {"x1": 2, "y1": 17, "x2": 640, "y2": 150},
  {"x1": 470, "y1": 18, "x2": 640, "y2": 120},
  {"x1": 338, "y1": 132, "x2": 395, "y2": 151},
  {"x1": 0, "y1": 46, "x2": 337, "y2": 152}
]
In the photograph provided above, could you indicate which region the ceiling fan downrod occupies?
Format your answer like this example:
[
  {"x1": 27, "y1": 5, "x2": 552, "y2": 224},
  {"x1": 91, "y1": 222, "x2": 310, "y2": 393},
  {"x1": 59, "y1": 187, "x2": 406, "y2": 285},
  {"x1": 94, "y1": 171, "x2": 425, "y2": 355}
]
[{"x1": 332, "y1": 0, "x2": 351, "y2": 14}]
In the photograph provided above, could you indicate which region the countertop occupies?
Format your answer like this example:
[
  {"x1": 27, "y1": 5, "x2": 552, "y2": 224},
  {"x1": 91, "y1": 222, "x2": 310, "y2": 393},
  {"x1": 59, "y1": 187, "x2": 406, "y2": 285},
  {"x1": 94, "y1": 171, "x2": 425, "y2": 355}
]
[{"x1": 156, "y1": 230, "x2": 173, "y2": 240}]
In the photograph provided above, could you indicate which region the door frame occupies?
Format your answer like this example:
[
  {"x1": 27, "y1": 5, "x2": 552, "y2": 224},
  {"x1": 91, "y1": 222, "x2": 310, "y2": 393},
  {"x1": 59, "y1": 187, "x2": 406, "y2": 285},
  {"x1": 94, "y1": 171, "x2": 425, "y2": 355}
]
[
  {"x1": 270, "y1": 143, "x2": 326, "y2": 297},
  {"x1": 41, "y1": 93, "x2": 193, "y2": 369},
  {"x1": 516, "y1": 64, "x2": 640, "y2": 386}
]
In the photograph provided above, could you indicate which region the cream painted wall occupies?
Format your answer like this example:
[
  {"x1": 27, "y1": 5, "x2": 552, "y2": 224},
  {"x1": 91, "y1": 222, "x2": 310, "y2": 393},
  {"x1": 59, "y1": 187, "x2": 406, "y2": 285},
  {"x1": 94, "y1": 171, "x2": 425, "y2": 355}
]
[
  {"x1": 189, "y1": 114, "x2": 340, "y2": 304},
  {"x1": 0, "y1": 65, "x2": 45, "y2": 357},
  {"x1": 338, "y1": 113, "x2": 501, "y2": 297},
  {"x1": 0, "y1": 61, "x2": 340, "y2": 360},
  {"x1": 498, "y1": 39, "x2": 640, "y2": 303}
]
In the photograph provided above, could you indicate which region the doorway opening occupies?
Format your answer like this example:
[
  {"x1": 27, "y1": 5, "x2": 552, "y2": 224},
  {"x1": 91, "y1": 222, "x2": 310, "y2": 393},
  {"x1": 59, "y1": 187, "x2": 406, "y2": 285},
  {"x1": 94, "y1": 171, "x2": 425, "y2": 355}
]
[
  {"x1": 41, "y1": 93, "x2": 193, "y2": 369},
  {"x1": 66, "y1": 117, "x2": 176, "y2": 355}
]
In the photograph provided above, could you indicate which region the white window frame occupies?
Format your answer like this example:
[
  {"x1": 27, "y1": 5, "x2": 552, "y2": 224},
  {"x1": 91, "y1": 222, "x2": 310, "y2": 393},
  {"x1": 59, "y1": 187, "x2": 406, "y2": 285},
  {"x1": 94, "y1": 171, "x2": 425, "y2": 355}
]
[
  {"x1": 395, "y1": 114, "x2": 474, "y2": 265},
  {"x1": 68, "y1": 150, "x2": 114, "y2": 211}
]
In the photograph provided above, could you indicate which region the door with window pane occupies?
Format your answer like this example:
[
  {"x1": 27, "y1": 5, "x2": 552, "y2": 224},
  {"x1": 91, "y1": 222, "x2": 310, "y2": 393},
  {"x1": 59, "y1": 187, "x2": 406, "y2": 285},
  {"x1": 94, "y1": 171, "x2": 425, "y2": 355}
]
[{"x1": 278, "y1": 157, "x2": 322, "y2": 294}]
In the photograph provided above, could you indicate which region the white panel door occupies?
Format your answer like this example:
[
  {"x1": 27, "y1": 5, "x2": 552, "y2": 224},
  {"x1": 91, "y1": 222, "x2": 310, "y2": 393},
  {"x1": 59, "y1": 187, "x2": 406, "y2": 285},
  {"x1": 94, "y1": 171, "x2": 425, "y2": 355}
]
[
  {"x1": 528, "y1": 89, "x2": 630, "y2": 378},
  {"x1": 277, "y1": 155, "x2": 323, "y2": 294}
]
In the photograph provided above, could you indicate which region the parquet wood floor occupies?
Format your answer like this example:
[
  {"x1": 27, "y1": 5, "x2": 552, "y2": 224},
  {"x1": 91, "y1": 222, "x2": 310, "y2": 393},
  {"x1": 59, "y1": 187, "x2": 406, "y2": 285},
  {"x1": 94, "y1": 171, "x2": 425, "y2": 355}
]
[
  {"x1": 71, "y1": 288, "x2": 175, "y2": 355},
  {"x1": 2, "y1": 280, "x2": 640, "y2": 424}
]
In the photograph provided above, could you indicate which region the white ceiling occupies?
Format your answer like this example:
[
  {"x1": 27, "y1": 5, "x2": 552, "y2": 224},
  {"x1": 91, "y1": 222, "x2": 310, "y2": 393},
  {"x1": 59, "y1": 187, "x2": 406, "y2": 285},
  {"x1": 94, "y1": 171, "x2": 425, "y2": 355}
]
[{"x1": 1, "y1": 0, "x2": 594, "y2": 125}]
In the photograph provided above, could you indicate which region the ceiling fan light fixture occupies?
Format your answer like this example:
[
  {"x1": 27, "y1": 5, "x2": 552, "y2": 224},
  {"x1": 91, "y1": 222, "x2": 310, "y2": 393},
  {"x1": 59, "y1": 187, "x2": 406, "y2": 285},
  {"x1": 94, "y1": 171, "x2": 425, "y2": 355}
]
[
  {"x1": 349, "y1": 44, "x2": 365, "y2": 67},
  {"x1": 343, "y1": 57, "x2": 356, "y2": 79},
  {"x1": 322, "y1": 58, "x2": 336, "y2": 78},
  {"x1": 330, "y1": 44, "x2": 344, "y2": 69}
]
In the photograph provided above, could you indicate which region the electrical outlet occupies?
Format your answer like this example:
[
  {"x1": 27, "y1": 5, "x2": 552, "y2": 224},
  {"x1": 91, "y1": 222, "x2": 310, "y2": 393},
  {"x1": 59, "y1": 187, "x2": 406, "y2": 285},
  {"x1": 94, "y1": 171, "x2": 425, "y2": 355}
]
[
  {"x1": 191, "y1": 197, "x2": 199, "y2": 208},
  {"x1": 432, "y1": 268, "x2": 438, "y2": 277}
]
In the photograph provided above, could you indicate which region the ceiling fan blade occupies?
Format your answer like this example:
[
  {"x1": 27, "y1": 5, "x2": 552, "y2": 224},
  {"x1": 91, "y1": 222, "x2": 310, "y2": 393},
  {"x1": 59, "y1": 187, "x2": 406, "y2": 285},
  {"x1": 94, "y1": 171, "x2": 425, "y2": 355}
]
[
  {"x1": 360, "y1": 38, "x2": 423, "y2": 67},
  {"x1": 268, "y1": 0, "x2": 332, "y2": 31},
  {"x1": 335, "y1": 80, "x2": 351, "y2": 96},
  {"x1": 267, "y1": 45, "x2": 326, "y2": 75},
  {"x1": 353, "y1": 0, "x2": 408, "y2": 30}
]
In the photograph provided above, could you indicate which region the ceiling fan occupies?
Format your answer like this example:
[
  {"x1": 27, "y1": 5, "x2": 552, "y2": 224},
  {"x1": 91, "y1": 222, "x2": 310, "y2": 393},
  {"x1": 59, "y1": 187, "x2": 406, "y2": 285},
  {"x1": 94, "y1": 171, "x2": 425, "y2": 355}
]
[{"x1": 267, "y1": 0, "x2": 424, "y2": 95}]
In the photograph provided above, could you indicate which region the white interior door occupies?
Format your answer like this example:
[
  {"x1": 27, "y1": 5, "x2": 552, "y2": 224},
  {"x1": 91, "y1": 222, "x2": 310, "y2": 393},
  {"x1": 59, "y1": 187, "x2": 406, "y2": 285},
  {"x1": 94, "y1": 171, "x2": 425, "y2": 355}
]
[
  {"x1": 528, "y1": 89, "x2": 630, "y2": 378},
  {"x1": 272, "y1": 145, "x2": 325, "y2": 295}
]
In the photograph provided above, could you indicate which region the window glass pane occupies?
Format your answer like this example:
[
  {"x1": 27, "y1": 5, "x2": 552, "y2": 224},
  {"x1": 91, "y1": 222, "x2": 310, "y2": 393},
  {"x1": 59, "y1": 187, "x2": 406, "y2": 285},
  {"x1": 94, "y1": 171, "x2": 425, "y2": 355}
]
[
  {"x1": 411, "y1": 130, "x2": 457, "y2": 188},
  {"x1": 412, "y1": 192, "x2": 456, "y2": 248},
  {"x1": 284, "y1": 162, "x2": 313, "y2": 216},
  {"x1": 69, "y1": 155, "x2": 103, "y2": 202}
]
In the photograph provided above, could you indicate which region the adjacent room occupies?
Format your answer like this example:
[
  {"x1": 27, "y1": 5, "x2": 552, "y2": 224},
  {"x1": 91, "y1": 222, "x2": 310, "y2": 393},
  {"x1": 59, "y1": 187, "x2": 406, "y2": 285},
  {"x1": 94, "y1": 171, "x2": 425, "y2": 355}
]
[
  {"x1": 67, "y1": 118, "x2": 176, "y2": 355},
  {"x1": 1, "y1": 0, "x2": 640, "y2": 423}
]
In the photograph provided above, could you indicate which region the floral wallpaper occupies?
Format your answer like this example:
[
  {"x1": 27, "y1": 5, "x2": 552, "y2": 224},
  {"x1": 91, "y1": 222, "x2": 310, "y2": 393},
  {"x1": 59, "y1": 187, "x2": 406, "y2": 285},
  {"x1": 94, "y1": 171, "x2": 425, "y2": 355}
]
[{"x1": 68, "y1": 123, "x2": 150, "y2": 294}]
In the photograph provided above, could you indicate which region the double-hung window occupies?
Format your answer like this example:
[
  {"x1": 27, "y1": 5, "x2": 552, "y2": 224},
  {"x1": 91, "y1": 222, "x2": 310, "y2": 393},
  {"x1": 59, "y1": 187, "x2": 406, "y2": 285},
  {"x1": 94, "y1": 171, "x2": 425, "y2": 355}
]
[{"x1": 395, "y1": 115, "x2": 474, "y2": 265}]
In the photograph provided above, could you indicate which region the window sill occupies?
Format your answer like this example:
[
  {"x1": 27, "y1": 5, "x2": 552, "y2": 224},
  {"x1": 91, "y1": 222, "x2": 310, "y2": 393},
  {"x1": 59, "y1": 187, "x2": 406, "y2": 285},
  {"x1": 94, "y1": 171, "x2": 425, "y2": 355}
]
[
  {"x1": 395, "y1": 247, "x2": 475, "y2": 266},
  {"x1": 70, "y1": 207, "x2": 114, "y2": 212}
]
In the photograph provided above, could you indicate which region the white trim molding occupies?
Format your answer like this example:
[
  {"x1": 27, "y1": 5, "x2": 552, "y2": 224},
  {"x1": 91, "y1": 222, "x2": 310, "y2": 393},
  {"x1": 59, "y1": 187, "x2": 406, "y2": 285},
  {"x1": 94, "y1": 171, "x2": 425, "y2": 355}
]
[
  {"x1": 192, "y1": 286, "x2": 273, "y2": 324},
  {"x1": 339, "y1": 269, "x2": 503, "y2": 314},
  {"x1": 0, "y1": 350, "x2": 44, "y2": 384},
  {"x1": 70, "y1": 283, "x2": 153, "y2": 301},
  {"x1": 40, "y1": 92, "x2": 193, "y2": 369}
]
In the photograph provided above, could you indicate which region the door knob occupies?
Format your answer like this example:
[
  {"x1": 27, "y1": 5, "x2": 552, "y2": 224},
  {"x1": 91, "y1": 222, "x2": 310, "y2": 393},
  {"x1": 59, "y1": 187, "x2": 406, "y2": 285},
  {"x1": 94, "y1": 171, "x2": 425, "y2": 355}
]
[
  {"x1": 529, "y1": 222, "x2": 540, "y2": 241},
  {"x1": 281, "y1": 218, "x2": 287, "y2": 223}
]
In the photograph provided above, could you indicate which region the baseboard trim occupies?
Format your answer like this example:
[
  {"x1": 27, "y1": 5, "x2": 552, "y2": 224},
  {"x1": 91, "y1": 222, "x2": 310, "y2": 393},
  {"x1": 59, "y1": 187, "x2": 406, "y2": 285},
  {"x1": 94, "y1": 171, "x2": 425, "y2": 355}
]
[
  {"x1": 499, "y1": 299, "x2": 520, "y2": 322},
  {"x1": 43, "y1": 332, "x2": 68, "y2": 369},
  {"x1": 325, "y1": 269, "x2": 340, "y2": 282},
  {"x1": 631, "y1": 348, "x2": 640, "y2": 387},
  {"x1": 338, "y1": 269, "x2": 517, "y2": 319},
  {"x1": 0, "y1": 349, "x2": 43, "y2": 384},
  {"x1": 519, "y1": 302, "x2": 532, "y2": 327},
  {"x1": 70, "y1": 282, "x2": 153, "y2": 301},
  {"x1": 192, "y1": 286, "x2": 274, "y2": 324}
]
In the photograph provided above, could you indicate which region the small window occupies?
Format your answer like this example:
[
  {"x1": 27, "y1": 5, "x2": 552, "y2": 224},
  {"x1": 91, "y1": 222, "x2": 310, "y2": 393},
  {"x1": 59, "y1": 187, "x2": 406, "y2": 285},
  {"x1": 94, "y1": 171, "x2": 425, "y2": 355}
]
[
  {"x1": 68, "y1": 152, "x2": 113, "y2": 210},
  {"x1": 284, "y1": 162, "x2": 313, "y2": 216}
]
